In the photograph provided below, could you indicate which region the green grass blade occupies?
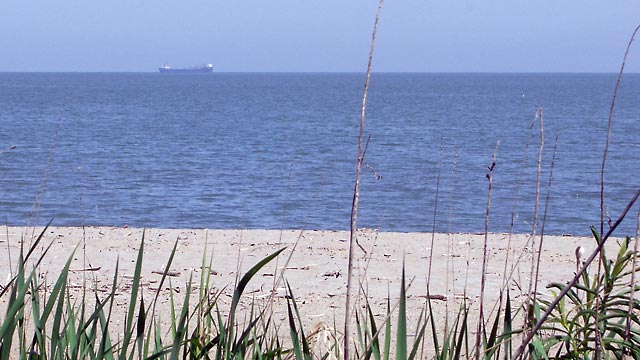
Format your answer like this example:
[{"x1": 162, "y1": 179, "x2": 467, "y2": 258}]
[
  {"x1": 169, "y1": 275, "x2": 192, "y2": 360},
  {"x1": 230, "y1": 248, "x2": 286, "y2": 318},
  {"x1": 28, "y1": 277, "x2": 42, "y2": 357},
  {"x1": 0, "y1": 254, "x2": 25, "y2": 360},
  {"x1": 287, "y1": 297, "x2": 304, "y2": 360},
  {"x1": 453, "y1": 305, "x2": 469, "y2": 360},
  {"x1": 286, "y1": 283, "x2": 311, "y2": 360},
  {"x1": 66, "y1": 296, "x2": 81, "y2": 360},
  {"x1": 484, "y1": 293, "x2": 502, "y2": 358},
  {"x1": 366, "y1": 296, "x2": 381, "y2": 360},
  {"x1": 396, "y1": 265, "x2": 407, "y2": 360},
  {"x1": 502, "y1": 291, "x2": 512, "y2": 360},
  {"x1": 49, "y1": 276, "x2": 67, "y2": 359},
  {"x1": 37, "y1": 264, "x2": 68, "y2": 323},
  {"x1": 168, "y1": 278, "x2": 177, "y2": 339},
  {"x1": 407, "y1": 319, "x2": 426, "y2": 360},
  {"x1": 427, "y1": 295, "x2": 440, "y2": 357},
  {"x1": 215, "y1": 306, "x2": 225, "y2": 360},
  {"x1": 232, "y1": 310, "x2": 265, "y2": 358},
  {"x1": 118, "y1": 232, "x2": 146, "y2": 359},
  {"x1": 1, "y1": 231, "x2": 59, "y2": 344},
  {"x1": 97, "y1": 257, "x2": 119, "y2": 360},
  {"x1": 383, "y1": 291, "x2": 391, "y2": 360},
  {"x1": 136, "y1": 297, "x2": 146, "y2": 360}
]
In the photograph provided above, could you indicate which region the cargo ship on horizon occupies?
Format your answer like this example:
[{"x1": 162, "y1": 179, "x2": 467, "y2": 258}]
[{"x1": 158, "y1": 64, "x2": 213, "y2": 73}]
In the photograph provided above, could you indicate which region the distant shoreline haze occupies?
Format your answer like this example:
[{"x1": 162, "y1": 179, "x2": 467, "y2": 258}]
[{"x1": 1, "y1": 71, "x2": 640, "y2": 75}]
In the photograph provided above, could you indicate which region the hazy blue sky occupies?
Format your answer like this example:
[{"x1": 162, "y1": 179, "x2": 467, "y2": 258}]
[{"x1": 2, "y1": 1, "x2": 639, "y2": 72}]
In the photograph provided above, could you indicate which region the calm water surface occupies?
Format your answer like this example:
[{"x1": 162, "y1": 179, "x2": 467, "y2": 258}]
[{"x1": 0, "y1": 73, "x2": 638, "y2": 236}]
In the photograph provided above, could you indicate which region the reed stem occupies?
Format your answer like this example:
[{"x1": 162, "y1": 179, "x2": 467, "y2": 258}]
[{"x1": 345, "y1": 2, "x2": 384, "y2": 360}]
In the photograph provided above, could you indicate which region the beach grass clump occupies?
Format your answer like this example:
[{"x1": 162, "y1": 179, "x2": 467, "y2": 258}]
[
  {"x1": 530, "y1": 230, "x2": 640, "y2": 358},
  {"x1": 0, "y1": 225, "x2": 292, "y2": 360}
]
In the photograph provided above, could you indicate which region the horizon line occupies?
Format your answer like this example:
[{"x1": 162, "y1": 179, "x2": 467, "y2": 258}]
[{"x1": 1, "y1": 70, "x2": 639, "y2": 75}]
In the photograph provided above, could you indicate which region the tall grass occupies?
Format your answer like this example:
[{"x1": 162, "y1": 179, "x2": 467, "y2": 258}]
[
  {"x1": 345, "y1": 3, "x2": 384, "y2": 360},
  {"x1": 0, "y1": 226, "x2": 291, "y2": 360}
]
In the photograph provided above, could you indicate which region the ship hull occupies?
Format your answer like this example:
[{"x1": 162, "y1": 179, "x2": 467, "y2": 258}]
[{"x1": 158, "y1": 65, "x2": 213, "y2": 73}]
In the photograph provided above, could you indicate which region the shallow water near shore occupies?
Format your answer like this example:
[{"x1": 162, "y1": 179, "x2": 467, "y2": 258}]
[{"x1": 0, "y1": 72, "x2": 638, "y2": 235}]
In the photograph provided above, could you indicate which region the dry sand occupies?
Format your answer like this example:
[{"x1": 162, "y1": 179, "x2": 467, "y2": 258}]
[{"x1": 0, "y1": 226, "x2": 614, "y2": 340}]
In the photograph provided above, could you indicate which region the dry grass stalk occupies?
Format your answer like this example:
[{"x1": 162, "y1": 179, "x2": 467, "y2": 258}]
[
  {"x1": 445, "y1": 151, "x2": 459, "y2": 314},
  {"x1": 595, "y1": 23, "x2": 640, "y2": 359},
  {"x1": 476, "y1": 141, "x2": 499, "y2": 360},
  {"x1": 344, "y1": 1, "x2": 384, "y2": 360},
  {"x1": 501, "y1": 114, "x2": 536, "y2": 292},
  {"x1": 526, "y1": 108, "x2": 544, "y2": 309},
  {"x1": 532, "y1": 132, "x2": 559, "y2": 301},
  {"x1": 600, "y1": 25, "x2": 640, "y2": 236}
]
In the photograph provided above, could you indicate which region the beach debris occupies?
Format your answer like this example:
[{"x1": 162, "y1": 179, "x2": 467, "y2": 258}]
[
  {"x1": 442, "y1": 253, "x2": 461, "y2": 257},
  {"x1": 575, "y1": 245, "x2": 586, "y2": 273},
  {"x1": 148, "y1": 285, "x2": 177, "y2": 292},
  {"x1": 306, "y1": 322, "x2": 338, "y2": 360},
  {"x1": 70, "y1": 266, "x2": 101, "y2": 272},
  {"x1": 152, "y1": 270, "x2": 181, "y2": 277},
  {"x1": 323, "y1": 270, "x2": 341, "y2": 278},
  {"x1": 285, "y1": 265, "x2": 311, "y2": 270},
  {"x1": 417, "y1": 294, "x2": 447, "y2": 301}
]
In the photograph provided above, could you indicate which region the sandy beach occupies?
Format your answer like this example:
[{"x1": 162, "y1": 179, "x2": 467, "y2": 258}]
[{"x1": 0, "y1": 226, "x2": 615, "y2": 339}]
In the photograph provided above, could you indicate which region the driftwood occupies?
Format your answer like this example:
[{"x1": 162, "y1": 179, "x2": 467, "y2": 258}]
[
  {"x1": 151, "y1": 270, "x2": 181, "y2": 277},
  {"x1": 70, "y1": 266, "x2": 101, "y2": 272}
]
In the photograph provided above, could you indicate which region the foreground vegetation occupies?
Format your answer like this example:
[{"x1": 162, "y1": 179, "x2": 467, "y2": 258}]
[{"x1": 1, "y1": 220, "x2": 640, "y2": 359}]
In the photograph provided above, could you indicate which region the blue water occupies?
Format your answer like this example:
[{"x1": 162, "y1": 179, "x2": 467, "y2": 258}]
[{"x1": 0, "y1": 73, "x2": 638, "y2": 236}]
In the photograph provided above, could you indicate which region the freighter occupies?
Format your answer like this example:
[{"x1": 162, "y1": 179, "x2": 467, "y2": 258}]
[{"x1": 158, "y1": 64, "x2": 214, "y2": 73}]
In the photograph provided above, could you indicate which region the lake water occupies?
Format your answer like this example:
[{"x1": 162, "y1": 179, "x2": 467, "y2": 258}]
[{"x1": 0, "y1": 72, "x2": 638, "y2": 236}]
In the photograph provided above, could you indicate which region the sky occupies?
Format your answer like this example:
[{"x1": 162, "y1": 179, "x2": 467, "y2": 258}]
[{"x1": 1, "y1": 1, "x2": 639, "y2": 73}]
